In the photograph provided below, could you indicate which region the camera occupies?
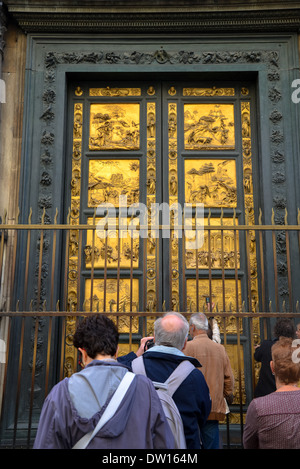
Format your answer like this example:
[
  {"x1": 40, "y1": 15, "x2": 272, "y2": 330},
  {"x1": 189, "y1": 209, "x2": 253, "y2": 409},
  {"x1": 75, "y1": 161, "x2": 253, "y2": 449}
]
[{"x1": 144, "y1": 339, "x2": 155, "y2": 352}]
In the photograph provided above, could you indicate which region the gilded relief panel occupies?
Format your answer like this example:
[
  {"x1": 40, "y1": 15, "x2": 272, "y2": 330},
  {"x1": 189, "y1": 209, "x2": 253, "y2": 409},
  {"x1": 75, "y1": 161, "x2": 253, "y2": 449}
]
[
  {"x1": 186, "y1": 278, "x2": 242, "y2": 316},
  {"x1": 185, "y1": 218, "x2": 240, "y2": 270},
  {"x1": 85, "y1": 278, "x2": 139, "y2": 333},
  {"x1": 89, "y1": 87, "x2": 141, "y2": 97},
  {"x1": 185, "y1": 159, "x2": 237, "y2": 207},
  {"x1": 88, "y1": 159, "x2": 140, "y2": 207},
  {"x1": 184, "y1": 104, "x2": 235, "y2": 150},
  {"x1": 89, "y1": 103, "x2": 140, "y2": 150},
  {"x1": 85, "y1": 217, "x2": 139, "y2": 269}
]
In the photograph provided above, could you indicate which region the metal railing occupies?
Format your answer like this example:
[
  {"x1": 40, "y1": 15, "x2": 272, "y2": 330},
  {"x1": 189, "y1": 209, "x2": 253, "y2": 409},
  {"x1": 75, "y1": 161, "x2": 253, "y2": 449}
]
[
  {"x1": 0, "y1": 208, "x2": 300, "y2": 448},
  {"x1": 0, "y1": 310, "x2": 299, "y2": 449}
]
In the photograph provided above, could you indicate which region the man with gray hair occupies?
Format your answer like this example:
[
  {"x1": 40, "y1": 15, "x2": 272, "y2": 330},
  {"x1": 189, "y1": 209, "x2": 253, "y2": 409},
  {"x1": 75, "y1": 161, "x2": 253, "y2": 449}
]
[
  {"x1": 184, "y1": 312, "x2": 234, "y2": 449},
  {"x1": 119, "y1": 312, "x2": 211, "y2": 449}
]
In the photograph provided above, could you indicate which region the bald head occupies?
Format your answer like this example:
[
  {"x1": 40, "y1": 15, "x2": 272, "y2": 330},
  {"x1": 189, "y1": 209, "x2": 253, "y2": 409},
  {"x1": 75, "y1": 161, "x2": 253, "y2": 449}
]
[{"x1": 154, "y1": 312, "x2": 189, "y2": 350}]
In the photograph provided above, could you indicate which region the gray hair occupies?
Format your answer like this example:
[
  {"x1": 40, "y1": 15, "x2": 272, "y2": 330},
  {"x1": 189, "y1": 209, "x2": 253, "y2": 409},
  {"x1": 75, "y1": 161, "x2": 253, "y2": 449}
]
[
  {"x1": 154, "y1": 312, "x2": 189, "y2": 350},
  {"x1": 189, "y1": 312, "x2": 209, "y2": 331}
]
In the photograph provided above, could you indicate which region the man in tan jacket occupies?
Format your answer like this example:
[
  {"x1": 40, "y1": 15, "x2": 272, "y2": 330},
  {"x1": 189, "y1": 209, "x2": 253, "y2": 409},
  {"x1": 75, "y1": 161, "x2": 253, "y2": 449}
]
[{"x1": 184, "y1": 312, "x2": 234, "y2": 449}]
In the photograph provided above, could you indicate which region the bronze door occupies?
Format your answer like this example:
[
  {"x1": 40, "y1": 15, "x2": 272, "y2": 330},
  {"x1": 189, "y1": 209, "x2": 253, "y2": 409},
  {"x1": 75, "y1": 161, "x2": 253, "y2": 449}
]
[{"x1": 67, "y1": 80, "x2": 258, "y2": 344}]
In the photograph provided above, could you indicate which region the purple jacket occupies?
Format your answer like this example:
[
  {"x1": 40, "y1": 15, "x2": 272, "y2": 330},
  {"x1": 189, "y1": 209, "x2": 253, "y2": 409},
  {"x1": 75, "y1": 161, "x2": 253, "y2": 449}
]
[{"x1": 33, "y1": 360, "x2": 175, "y2": 449}]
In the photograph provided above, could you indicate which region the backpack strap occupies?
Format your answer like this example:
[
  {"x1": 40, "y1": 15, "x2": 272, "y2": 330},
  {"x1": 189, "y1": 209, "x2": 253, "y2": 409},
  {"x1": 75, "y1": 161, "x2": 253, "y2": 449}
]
[
  {"x1": 131, "y1": 355, "x2": 146, "y2": 375},
  {"x1": 132, "y1": 356, "x2": 195, "y2": 396},
  {"x1": 165, "y1": 360, "x2": 195, "y2": 396},
  {"x1": 72, "y1": 371, "x2": 135, "y2": 449}
]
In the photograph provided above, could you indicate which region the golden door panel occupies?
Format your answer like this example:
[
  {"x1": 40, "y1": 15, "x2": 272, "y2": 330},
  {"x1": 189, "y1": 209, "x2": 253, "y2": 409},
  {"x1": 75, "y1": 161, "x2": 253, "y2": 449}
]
[
  {"x1": 89, "y1": 103, "x2": 140, "y2": 150},
  {"x1": 184, "y1": 103, "x2": 235, "y2": 150},
  {"x1": 185, "y1": 218, "x2": 240, "y2": 269},
  {"x1": 186, "y1": 278, "x2": 242, "y2": 312},
  {"x1": 85, "y1": 217, "x2": 139, "y2": 269},
  {"x1": 184, "y1": 159, "x2": 237, "y2": 207},
  {"x1": 88, "y1": 159, "x2": 140, "y2": 207},
  {"x1": 85, "y1": 278, "x2": 139, "y2": 333}
]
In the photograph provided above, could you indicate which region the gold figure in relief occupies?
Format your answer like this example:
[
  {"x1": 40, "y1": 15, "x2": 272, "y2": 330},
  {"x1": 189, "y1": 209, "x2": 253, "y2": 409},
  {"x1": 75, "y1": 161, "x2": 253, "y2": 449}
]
[
  {"x1": 185, "y1": 218, "x2": 240, "y2": 269},
  {"x1": 185, "y1": 159, "x2": 237, "y2": 207},
  {"x1": 183, "y1": 87, "x2": 235, "y2": 96},
  {"x1": 88, "y1": 159, "x2": 140, "y2": 207},
  {"x1": 184, "y1": 104, "x2": 235, "y2": 150},
  {"x1": 186, "y1": 278, "x2": 241, "y2": 311},
  {"x1": 85, "y1": 278, "x2": 139, "y2": 333},
  {"x1": 85, "y1": 217, "x2": 139, "y2": 269},
  {"x1": 89, "y1": 87, "x2": 141, "y2": 97},
  {"x1": 89, "y1": 103, "x2": 140, "y2": 150}
]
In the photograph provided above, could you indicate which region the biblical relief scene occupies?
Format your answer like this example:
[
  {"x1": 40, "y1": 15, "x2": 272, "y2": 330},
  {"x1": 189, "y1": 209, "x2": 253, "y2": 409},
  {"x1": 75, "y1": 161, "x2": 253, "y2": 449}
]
[
  {"x1": 186, "y1": 278, "x2": 242, "y2": 332},
  {"x1": 85, "y1": 217, "x2": 139, "y2": 269},
  {"x1": 88, "y1": 159, "x2": 140, "y2": 207},
  {"x1": 89, "y1": 103, "x2": 140, "y2": 150},
  {"x1": 185, "y1": 159, "x2": 237, "y2": 206},
  {"x1": 85, "y1": 278, "x2": 139, "y2": 332},
  {"x1": 185, "y1": 218, "x2": 240, "y2": 269},
  {"x1": 184, "y1": 104, "x2": 235, "y2": 150}
]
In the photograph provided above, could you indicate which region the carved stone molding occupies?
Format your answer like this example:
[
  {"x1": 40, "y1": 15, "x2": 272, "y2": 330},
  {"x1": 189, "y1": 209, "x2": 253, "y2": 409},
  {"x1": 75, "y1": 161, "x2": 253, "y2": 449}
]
[{"x1": 4, "y1": 5, "x2": 300, "y2": 34}]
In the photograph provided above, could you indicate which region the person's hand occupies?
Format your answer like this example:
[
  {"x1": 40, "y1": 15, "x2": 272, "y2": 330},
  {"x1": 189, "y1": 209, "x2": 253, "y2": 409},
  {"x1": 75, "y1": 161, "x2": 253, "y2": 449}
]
[{"x1": 136, "y1": 336, "x2": 154, "y2": 356}]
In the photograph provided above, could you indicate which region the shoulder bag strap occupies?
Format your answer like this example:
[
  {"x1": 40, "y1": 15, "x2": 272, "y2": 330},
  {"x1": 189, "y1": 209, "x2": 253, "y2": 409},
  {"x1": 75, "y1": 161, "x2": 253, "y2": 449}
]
[{"x1": 72, "y1": 371, "x2": 135, "y2": 449}]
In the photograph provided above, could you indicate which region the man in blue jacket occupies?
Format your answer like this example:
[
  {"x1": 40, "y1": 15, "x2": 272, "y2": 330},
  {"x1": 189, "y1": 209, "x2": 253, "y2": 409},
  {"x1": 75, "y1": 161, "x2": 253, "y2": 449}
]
[
  {"x1": 119, "y1": 312, "x2": 211, "y2": 449},
  {"x1": 33, "y1": 314, "x2": 175, "y2": 449}
]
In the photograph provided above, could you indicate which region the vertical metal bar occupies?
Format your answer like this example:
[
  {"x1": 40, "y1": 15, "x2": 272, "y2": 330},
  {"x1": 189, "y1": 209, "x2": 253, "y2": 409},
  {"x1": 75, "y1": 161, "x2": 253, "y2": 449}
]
[
  {"x1": 233, "y1": 210, "x2": 239, "y2": 313},
  {"x1": 129, "y1": 226, "x2": 134, "y2": 350},
  {"x1": 50, "y1": 211, "x2": 58, "y2": 311},
  {"x1": 9, "y1": 215, "x2": 19, "y2": 312},
  {"x1": 37, "y1": 209, "x2": 45, "y2": 311},
  {"x1": 249, "y1": 315, "x2": 256, "y2": 395},
  {"x1": 23, "y1": 210, "x2": 32, "y2": 310},
  {"x1": 208, "y1": 211, "x2": 212, "y2": 311},
  {"x1": 169, "y1": 224, "x2": 172, "y2": 310},
  {"x1": 258, "y1": 210, "x2": 266, "y2": 312},
  {"x1": 0, "y1": 316, "x2": 11, "y2": 433},
  {"x1": 245, "y1": 210, "x2": 252, "y2": 312},
  {"x1": 220, "y1": 210, "x2": 226, "y2": 312},
  {"x1": 195, "y1": 215, "x2": 199, "y2": 312},
  {"x1": 155, "y1": 227, "x2": 159, "y2": 313},
  {"x1": 77, "y1": 229, "x2": 83, "y2": 312},
  {"x1": 63, "y1": 212, "x2": 70, "y2": 313},
  {"x1": 143, "y1": 228, "x2": 147, "y2": 313},
  {"x1": 129, "y1": 225, "x2": 133, "y2": 312},
  {"x1": 59, "y1": 316, "x2": 66, "y2": 382},
  {"x1": 44, "y1": 315, "x2": 52, "y2": 398},
  {"x1": 117, "y1": 221, "x2": 121, "y2": 325},
  {"x1": 27, "y1": 316, "x2": 39, "y2": 447},
  {"x1": 271, "y1": 209, "x2": 279, "y2": 311},
  {"x1": 12, "y1": 316, "x2": 25, "y2": 448},
  {"x1": 90, "y1": 210, "x2": 96, "y2": 312},
  {"x1": 182, "y1": 228, "x2": 186, "y2": 312},
  {"x1": 284, "y1": 210, "x2": 293, "y2": 312},
  {"x1": 236, "y1": 315, "x2": 243, "y2": 442}
]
